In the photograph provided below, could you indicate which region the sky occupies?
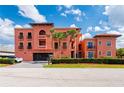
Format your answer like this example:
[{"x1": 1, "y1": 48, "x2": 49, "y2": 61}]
[{"x1": 0, "y1": 5, "x2": 124, "y2": 51}]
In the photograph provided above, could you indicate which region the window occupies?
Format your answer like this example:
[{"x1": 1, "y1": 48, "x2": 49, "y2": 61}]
[
  {"x1": 99, "y1": 51, "x2": 102, "y2": 55},
  {"x1": 63, "y1": 42, "x2": 67, "y2": 49},
  {"x1": 27, "y1": 32, "x2": 32, "y2": 39},
  {"x1": 19, "y1": 32, "x2": 23, "y2": 39},
  {"x1": 106, "y1": 41, "x2": 111, "y2": 46},
  {"x1": 27, "y1": 42, "x2": 32, "y2": 49},
  {"x1": 71, "y1": 42, "x2": 74, "y2": 49},
  {"x1": 98, "y1": 41, "x2": 102, "y2": 45},
  {"x1": 39, "y1": 40, "x2": 46, "y2": 47},
  {"x1": 78, "y1": 44, "x2": 82, "y2": 50},
  {"x1": 19, "y1": 42, "x2": 23, "y2": 49},
  {"x1": 106, "y1": 51, "x2": 111, "y2": 56},
  {"x1": 39, "y1": 30, "x2": 46, "y2": 35},
  {"x1": 54, "y1": 42, "x2": 58, "y2": 49},
  {"x1": 88, "y1": 51, "x2": 94, "y2": 58},
  {"x1": 87, "y1": 42, "x2": 93, "y2": 48}
]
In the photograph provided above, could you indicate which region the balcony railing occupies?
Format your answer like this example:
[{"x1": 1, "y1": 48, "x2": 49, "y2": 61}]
[
  {"x1": 27, "y1": 36, "x2": 32, "y2": 39},
  {"x1": 27, "y1": 46, "x2": 32, "y2": 49},
  {"x1": 18, "y1": 36, "x2": 24, "y2": 39},
  {"x1": 39, "y1": 35, "x2": 46, "y2": 38},
  {"x1": 18, "y1": 46, "x2": 24, "y2": 49},
  {"x1": 39, "y1": 45, "x2": 46, "y2": 48},
  {"x1": 87, "y1": 46, "x2": 95, "y2": 49}
]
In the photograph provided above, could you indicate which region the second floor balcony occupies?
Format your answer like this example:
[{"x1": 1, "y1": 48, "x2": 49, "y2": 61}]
[
  {"x1": 18, "y1": 35, "x2": 24, "y2": 40},
  {"x1": 39, "y1": 35, "x2": 47, "y2": 39},
  {"x1": 27, "y1": 46, "x2": 32, "y2": 49},
  {"x1": 87, "y1": 45, "x2": 96, "y2": 49}
]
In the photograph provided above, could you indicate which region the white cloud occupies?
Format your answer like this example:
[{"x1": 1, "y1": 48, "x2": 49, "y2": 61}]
[
  {"x1": 102, "y1": 6, "x2": 110, "y2": 15},
  {"x1": 58, "y1": 6, "x2": 85, "y2": 22},
  {"x1": 83, "y1": 33, "x2": 92, "y2": 39},
  {"x1": 103, "y1": 6, "x2": 124, "y2": 27},
  {"x1": 0, "y1": 18, "x2": 32, "y2": 51},
  {"x1": 0, "y1": 44, "x2": 14, "y2": 52},
  {"x1": 57, "y1": 5, "x2": 62, "y2": 11},
  {"x1": 23, "y1": 24, "x2": 31, "y2": 28},
  {"x1": 65, "y1": 8, "x2": 82, "y2": 16},
  {"x1": 107, "y1": 30, "x2": 121, "y2": 35},
  {"x1": 0, "y1": 18, "x2": 14, "y2": 40},
  {"x1": 94, "y1": 26, "x2": 103, "y2": 32},
  {"x1": 17, "y1": 5, "x2": 47, "y2": 22},
  {"x1": 75, "y1": 16, "x2": 82, "y2": 21},
  {"x1": 64, "y1": 5, "x2": 72, "y2": 9},
  {"x1": 64, "y1": 8, "x2": 84, "y2": 21},
  {"x1": 0, "y1": 18, "x2": 15, "y2": 51},
  {"x1": 103, "y1": 26, "x2": 110, "y2": 31},
  {"x1": 87, "y1": 26, "x2": 93, "y2": 32},
  {"x1": 103, "y1": 5, "x2": 124, "y2": 48},
  {"x1": 15, "y1": 25, "x2": 23, "y2": 28},
  {"x1": 60, "y1": 13, "x2": 67, "y2": 17},
  {"x1": 70, "y1": 24, "x2": 77, "y2": 28}
]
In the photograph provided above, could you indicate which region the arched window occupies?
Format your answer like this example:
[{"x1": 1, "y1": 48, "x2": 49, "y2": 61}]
[{"x1": 39, "y1": 30, "x2": 46, "y2": 35}]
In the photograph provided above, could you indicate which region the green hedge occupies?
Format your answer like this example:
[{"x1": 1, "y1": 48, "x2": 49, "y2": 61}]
[
  {"x1": 51, "y1": 58, "x2": 124, "y2": 64},
  {"x1": 0, "y1": 58, "x2": 15, "y2": 64}
]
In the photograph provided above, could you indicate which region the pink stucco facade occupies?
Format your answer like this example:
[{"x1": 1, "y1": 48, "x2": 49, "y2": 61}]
[
  {"x1": 15, "y1": 23, "x2": 120, "y2": 61},
  {"x1": 80, "y1": 34, "x2": 120, "y2": 58},
  {"x1": 15, "y1": 23, "x2": 81, "y2": 61}
]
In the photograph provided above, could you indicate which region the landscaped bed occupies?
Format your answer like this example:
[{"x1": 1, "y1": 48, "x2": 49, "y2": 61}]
[
  {"x1": 44, "y1": 58, "x2": 124, "y2": 68},
  {"x1": 44, "y1": 63, "x2": 124, "y2": 68},
  {"x1": 0, "y1": 64, "x2": 10, "y2": 67},
  {"x1": 0, "y1": 58, "x2": 15, "y2": 67}
]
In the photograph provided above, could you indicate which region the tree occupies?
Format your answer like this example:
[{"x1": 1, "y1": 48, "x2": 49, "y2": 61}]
[
  {"x1": 50, "y1": 29, "x2": 67, "y2": 58},
  {"x1": 67, "y1": 30, "x2": 79, "y2": 58},
  {"x1": 117, "y1": 48, "x2": 124, "y2": 58}
]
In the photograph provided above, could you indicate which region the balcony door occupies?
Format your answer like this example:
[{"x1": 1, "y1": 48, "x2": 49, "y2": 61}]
[{"x1": 88, "y1": 51, "x2": 94, "y2": 58}]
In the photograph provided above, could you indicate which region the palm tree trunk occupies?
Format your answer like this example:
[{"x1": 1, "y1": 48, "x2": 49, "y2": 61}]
[
  {"x1": 59, "y1": 39, "x2": 61, "y2": 58},
  {"x1": 75, "y1": 38, "x2": 76, "y2": 58}
]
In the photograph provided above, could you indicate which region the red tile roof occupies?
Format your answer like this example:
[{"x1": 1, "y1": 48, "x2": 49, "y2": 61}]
[
  {"x1": 94, "y1": 34, "x2": 121, "y2": 38},
  {"x1": 29, "y1": 23, "x2": 54, "y2": 26}
]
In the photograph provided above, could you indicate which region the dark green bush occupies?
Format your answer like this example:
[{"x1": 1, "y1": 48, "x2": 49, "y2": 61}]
[
  {"x1": 0, "y1": 58, "x2": 15, "y2": 64},
  {"x1": 51, "y1": 58, "x2": 124, "y2": 64}
]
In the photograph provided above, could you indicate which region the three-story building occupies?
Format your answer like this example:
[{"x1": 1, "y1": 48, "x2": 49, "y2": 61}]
[{"x1": 15, "y1": 23, "x2": 81, "y2": 61}]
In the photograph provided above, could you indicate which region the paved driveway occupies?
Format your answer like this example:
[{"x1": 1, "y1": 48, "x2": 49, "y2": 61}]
[{"x1": 1, "y1": 62, "x2": 124, "y2": 87}]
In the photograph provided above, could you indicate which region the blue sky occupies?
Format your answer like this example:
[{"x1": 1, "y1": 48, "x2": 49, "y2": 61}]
[{"x1": 0, "y1": 5, "x2": 124, "y2": 51}]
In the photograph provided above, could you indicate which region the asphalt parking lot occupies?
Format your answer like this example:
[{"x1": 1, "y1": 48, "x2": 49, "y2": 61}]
[{"x1": 0, "y1": 62, "x2": 124, "y2": 87}]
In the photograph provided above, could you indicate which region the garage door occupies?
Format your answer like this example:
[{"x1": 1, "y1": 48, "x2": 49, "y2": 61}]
[{"x1": 33, "y1": 53, "x2": 52, "y2": 61}]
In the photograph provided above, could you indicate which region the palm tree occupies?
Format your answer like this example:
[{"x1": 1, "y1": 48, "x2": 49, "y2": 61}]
[
  {"x1": 50, "y1": 29, "x2": 67, "y2": 58},
  {"x1": 67, "y1": 30, "x2": 79, "y2": 58},
  {"x1": 50, "y1": 28, "x2": 55, "y2": 48},
  {"x1": 53, "y1": 32, "x2": 67, "y2": 58}
]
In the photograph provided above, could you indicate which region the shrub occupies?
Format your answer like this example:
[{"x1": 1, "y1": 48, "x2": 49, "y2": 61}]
[
  {"x1": 51, "y1": 58, "x2": 124, "y2": 64},
  {"x1": 0, "y1": 58, "x2": 15, "y2": 64}
]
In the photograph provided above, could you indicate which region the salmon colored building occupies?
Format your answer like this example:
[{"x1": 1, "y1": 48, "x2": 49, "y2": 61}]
[
  {"x1": 15, "y1": 23, "x2": 81, "y2": 61},
  {"x1": 80, "y1": 34, "x2": 121, "y2": 58},
  {"x1": 15, "y1": 23, "x2": 121, "y2": 61}
]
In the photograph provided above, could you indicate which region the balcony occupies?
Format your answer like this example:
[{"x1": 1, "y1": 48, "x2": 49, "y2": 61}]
[
  {"x1": 39, "y1": 35, "x2": 46, "y2": 39},
  {"x1": 27, "y1": 36, "x2": 32, "y2": 40},
  {"x1": 18, "y1": 36, "x2": 24, "y2": 40},
  {"x1": 18, "y1": 46, "x2": 24, "y2": 49},
  {"x1": 27, "y1": 46, "x2": 32, "y2": 49},
  {"x1": 39, "y1": 45, "x2": 46, "y2": 48},
  {"x1": 87, "y1": 46, "x2": 95, "y2": 49}
]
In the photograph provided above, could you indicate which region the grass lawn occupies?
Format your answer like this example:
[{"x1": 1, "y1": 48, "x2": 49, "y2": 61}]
[
  {"x1": 0, "y1": 64, "x2": 10, "y2": 67},
  {"x1": 44, "y1": 63, "x2": 124, "y2": 68}
]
